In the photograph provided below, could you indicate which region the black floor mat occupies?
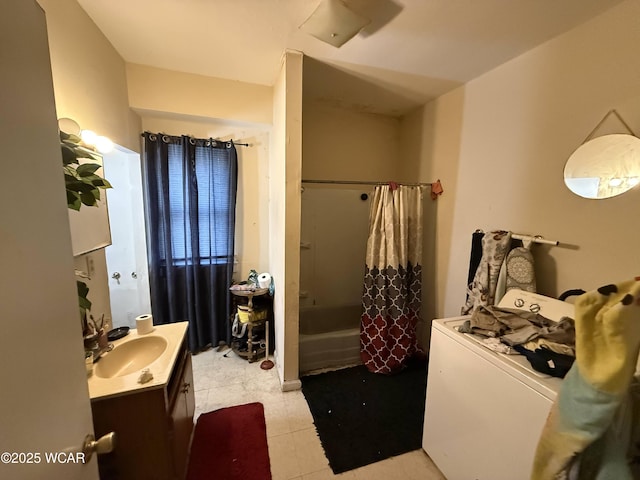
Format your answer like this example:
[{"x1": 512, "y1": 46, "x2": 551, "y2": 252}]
[{"x1": 300, "y1": 359, "x2": 427, "y2": 474}]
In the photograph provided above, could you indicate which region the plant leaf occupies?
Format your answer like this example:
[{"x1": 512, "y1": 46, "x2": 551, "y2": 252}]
[
  {"x1": 80, "y1": 191, "x2": 97, "y2": 206},
  {"x1": 61, "y1": 137, "x2": 109, "y2": 211},
  {"x1": 77, "y1": 280, "x2": 90, "y2": 298},
  {"x1": 67, "y1": 190, "x2": 81, "y2": 210},
  {"x1": 67, "y1": 133, "x2": 82, "y2": 144},
  {"x1": 64, "y1": 173, "x2": 79, "y2": 185},
  {"x1": 78, "y1": 297, "x2": 92, "y2": 310},
  {"x1": 61, "y1": 144, "x2": 78, "y2": 165},
  {"x1": 89, "y1": 177, "x2": 112, "y2": 189},
  {"x1": 70, "y1": 181, "x2": 95, "y2": 194},
  {"x1": 76, "y1": 163, "x2": 101, "y2": 177},
  {"x1": 81, "y1": 174, "x2": 102, "y2": 184}
]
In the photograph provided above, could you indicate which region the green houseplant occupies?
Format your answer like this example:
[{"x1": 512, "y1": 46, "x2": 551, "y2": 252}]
[
  {"x1": 60, "y1": 130, "x2": 112, "y2": 211},
  {"x1": 77, "y1": 279, "x2": 92, "y2": 324}
]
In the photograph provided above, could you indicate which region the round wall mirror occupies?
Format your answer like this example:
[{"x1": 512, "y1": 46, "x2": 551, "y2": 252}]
[{"x1": 564, "y1": 133, "x2": 640, "y2": 199}]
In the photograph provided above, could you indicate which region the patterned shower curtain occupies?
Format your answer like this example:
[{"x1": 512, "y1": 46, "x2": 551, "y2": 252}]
[{"x1": 360, "y1": 185, "x2": 423, "y2": 374}]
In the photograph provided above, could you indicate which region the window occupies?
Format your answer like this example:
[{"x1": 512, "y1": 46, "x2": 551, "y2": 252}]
[{"x1": 161, "y1": 143, "x2": 234, "y2": 265}]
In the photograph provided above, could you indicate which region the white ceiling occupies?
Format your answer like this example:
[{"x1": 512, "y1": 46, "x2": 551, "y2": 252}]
[{"x1": 77, "y1": 0, "x2": 624, "y2": 116}]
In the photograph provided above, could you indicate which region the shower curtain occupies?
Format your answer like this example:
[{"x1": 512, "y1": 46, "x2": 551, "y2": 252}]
[{"x1": 360, "y1": 185, "x2": 423, "y2": 374}]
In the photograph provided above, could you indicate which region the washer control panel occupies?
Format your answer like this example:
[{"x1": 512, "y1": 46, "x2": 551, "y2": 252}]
[{"x1": 498, "y1": 289, "x2": 575, "y2": 322}]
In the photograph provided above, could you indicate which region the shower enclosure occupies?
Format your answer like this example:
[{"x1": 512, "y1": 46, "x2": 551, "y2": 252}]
[{"x1": 299, "y1": 185, "x2": 371, "y2": 373}]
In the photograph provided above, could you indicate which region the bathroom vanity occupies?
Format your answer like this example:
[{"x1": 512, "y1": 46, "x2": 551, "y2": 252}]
[{"x1": 88, "y1": 322, "x2": 194, "y2": 480}]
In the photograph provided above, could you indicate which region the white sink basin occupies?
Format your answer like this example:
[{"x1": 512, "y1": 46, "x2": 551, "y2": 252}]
[{"x1": 94, "y1": 336, "x2": 168, "y2": 379}]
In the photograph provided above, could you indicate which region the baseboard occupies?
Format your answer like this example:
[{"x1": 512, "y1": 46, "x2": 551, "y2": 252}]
[
  {"x1": 281, "y1": 379, "x2": 302, "y2": 392},
  {"x1": 272, "y1": 349, "x2": 302, "y2": 391}
]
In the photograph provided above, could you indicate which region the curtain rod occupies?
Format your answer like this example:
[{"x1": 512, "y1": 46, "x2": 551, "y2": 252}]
[
  {"x1": 301, "y1": 179, "x2": 434, "y2": 187},
  {"x1": 140, "y1": 132, "x2": 249, "y2": 146}
]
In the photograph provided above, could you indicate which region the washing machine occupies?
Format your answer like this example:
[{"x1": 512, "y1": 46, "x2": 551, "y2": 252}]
[{"x1": 422, "y1": 290, "x2": 574, "y2": 480}]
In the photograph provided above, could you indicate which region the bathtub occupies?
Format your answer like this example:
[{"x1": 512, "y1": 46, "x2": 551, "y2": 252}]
[{"x1": 299, "y1": 304, "x2": 362, "y2": 373}]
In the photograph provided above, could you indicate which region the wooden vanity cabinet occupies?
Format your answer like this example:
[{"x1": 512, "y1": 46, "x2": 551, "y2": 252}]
[{"x1": 91, "y1": 338, "x2": 195, "y2": 480}]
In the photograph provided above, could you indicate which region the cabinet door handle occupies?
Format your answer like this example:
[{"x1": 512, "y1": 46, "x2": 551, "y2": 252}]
[{"x1": 181, "y1": 382, "x2": 191, "y2": 393}]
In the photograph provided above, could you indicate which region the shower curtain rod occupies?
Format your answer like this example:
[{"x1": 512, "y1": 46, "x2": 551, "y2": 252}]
[{"x1": 301, "y1": 179, "x2": 434, "y2": 187}]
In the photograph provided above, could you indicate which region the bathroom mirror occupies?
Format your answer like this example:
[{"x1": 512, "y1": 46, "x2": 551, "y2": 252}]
[{"x1": 564, "y1": 133, "x2": 640, "y2": 199}]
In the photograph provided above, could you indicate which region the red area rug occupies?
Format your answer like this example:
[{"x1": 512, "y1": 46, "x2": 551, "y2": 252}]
[{"x1": 186, "y1": 402, "x2": 272, "y2": 480}]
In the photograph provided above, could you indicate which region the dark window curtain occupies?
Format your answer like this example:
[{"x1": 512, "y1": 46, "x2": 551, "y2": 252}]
[{"x1": 141, "y1": 132, "x2": 237, "y2": 351}]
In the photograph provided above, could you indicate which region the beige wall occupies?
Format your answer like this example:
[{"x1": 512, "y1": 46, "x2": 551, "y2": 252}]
[
  {"x1": 410, "y1": 0, "x2": 640, "y2": 321},
  {"x1": 400, "y1": 91, "x2": 465, "y2": 346},
  {"x1": 40, "y1": 0, "x2": 140, "y2": 151},
  {"x1": 127, "y1": 64, "x2": 273, "y2": 126},
  {"x1": 271, "y1": 51, "x2": 303, "y2": 388},
  {"x1": 271, "y1": 60, "x2": 287, "y2": 384},
  {"x1": 38, "y1": 0, "x2": 142, "y2": 332},
  {"x1": 302, "y1": 101, "x2": 401, "y2": 181}
]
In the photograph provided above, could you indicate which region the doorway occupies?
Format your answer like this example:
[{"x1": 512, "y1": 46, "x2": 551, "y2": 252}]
[{"x1": 103, "y1": 146, "x2": 151, "y2": 328}]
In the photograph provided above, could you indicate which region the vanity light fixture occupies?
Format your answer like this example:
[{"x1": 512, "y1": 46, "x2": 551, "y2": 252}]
[
  {"x1": 299, "y1": 0, "x2": 370, "y2": 48},
  {"x1": 80, "y1": 129, "x2": 97, "y2": 145},
  {"x1": 58, "y1": 118, "x2": 114, "y2": 153},
  {"x1": 609, "y1": 176, "x2": 640, "y2": 188},
  {"x1": 91, "y1": 133, "x2": 114, "y2": 154},
  {"x1": 608, "y1": 177, "x2": 623, "y2": 187}
]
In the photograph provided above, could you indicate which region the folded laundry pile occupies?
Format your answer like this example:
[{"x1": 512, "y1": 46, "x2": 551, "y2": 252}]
[{"x1": 458, "y1": 305, "x2": 575, "y2": 378}]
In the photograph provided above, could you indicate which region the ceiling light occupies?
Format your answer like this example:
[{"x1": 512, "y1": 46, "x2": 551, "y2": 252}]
[{"x1": 299, "y1": 0, "x2": 370, "y2": 48}]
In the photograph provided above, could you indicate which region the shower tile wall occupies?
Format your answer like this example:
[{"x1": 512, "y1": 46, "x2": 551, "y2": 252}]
[{"x1": 300, "y1": 186, "x2": 371, "y2": 308}]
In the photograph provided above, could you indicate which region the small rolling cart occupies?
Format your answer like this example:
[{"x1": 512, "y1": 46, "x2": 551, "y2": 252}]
[{"x1": 229, "y1": 287, "x2": 274, "y2": 363}]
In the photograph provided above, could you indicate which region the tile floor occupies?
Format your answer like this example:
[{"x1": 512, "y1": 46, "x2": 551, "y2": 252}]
[{"x1": 191, "y1": 348, "x2": 446, "y2": 480}]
